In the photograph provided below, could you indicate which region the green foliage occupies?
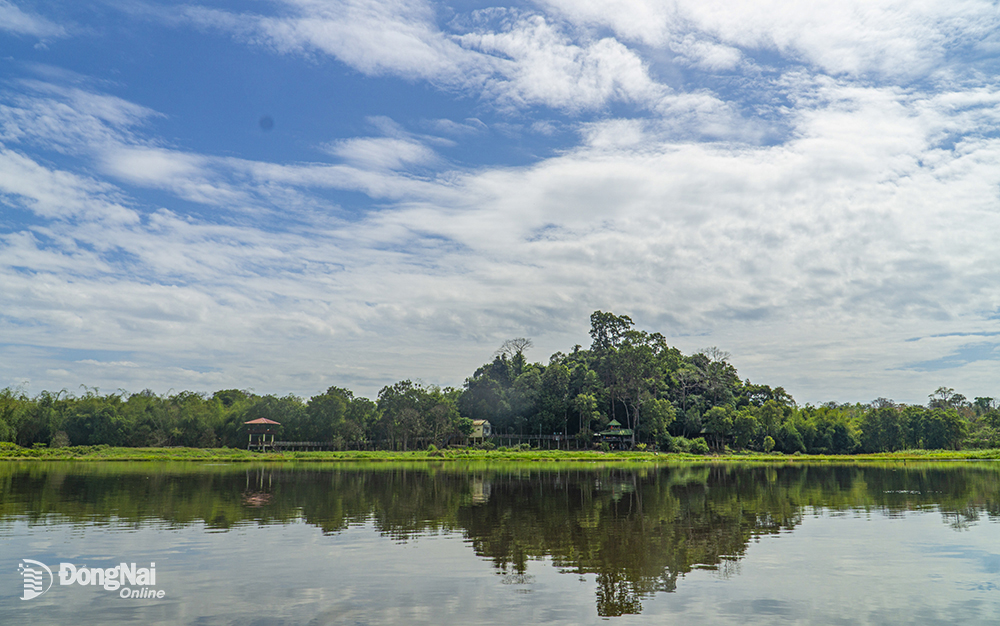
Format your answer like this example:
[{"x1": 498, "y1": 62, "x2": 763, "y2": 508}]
[
  {"x1": 703, "y1": 406, "x2": 733, "y2": 451},
  {"x1": 640, "y1": 398, "x2": 675, "y2": 446},
  {"x1": 860, "y1": 407, "x2": 903, "y2": 453},
  {"x1": 922, "y1": 409, "x2": 967, "y2": 450},
  {"x1": 767, "y1": 420, "x2": 801, "y2": 454},
  {"x1": 376, "y1": 381, "x2": 466, "y2": 450},
  {"x1": 688, "y1": 437, "x2": 710, "y2": 455},
  {"x1": 0, "y1": 311, "x2": 995, "y2": 456},
  {"x1": 732, "y1": 410, "x2": 759, "y2": 450},
  {"x1": 305, "y1": 387, "x2": 373, "y2": 449}
]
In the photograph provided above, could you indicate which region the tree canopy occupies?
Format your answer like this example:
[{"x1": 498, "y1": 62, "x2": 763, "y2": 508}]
[{"x1": 1, "y1": 311, "x2": 995, "y2": 453}]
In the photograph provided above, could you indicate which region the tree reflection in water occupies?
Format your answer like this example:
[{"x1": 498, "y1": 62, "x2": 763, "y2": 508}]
[{"x1": 2, "y1": 462, "x2": 998, "y2": 617}]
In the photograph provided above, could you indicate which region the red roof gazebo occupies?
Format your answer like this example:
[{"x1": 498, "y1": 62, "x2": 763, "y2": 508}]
[{"x1": 244, "y1": 417, "x2": 281, "y2": 450}]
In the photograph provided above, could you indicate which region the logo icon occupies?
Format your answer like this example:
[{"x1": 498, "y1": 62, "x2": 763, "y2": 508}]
[{"x1": 19, "y1": 559, "x2": 54, "y2": 601}]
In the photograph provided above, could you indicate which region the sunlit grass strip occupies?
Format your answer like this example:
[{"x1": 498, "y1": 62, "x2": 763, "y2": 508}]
[{"x1": 1, "y1": 443, "x2": 999, "y2": 462}]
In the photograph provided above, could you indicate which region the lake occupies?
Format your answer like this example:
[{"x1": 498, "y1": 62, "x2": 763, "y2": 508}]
[{"x1": 2, "y1": 461, "x2": 1000, "y2": 624}]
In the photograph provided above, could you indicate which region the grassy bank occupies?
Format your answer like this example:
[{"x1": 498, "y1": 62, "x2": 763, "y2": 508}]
[{"x1": 2, "y1": 442, "x2": 999, "y2": 463}]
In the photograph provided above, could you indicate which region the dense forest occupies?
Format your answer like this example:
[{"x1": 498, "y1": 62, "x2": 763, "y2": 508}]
[{"x1": 1, "y1": 311, "x2": 997, "y2": 453}]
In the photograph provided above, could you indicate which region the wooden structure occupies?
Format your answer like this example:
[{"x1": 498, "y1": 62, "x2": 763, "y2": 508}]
[
  {"x1": 471, "y1": 419, "x2": 492, "y2": 440},
  {"x1": 489, "y1": 432, "x2": 570, "y2": 450},
  {"x1": 244, "y1": 417, "x2": 280, "y2": 450},
  {"x1": 595, "y1": 419, "x2": 634, "y2": 450},
  {"x1": 271, "y1": 441, "x2": 338, "y2": 451}
]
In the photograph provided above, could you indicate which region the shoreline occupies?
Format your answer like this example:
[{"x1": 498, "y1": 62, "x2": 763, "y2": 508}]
[{"x1": 2, "y1": 444, "x2": 999, "y2": 463}]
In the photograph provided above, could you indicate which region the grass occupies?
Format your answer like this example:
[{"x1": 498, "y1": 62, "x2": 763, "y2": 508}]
[{"x1": 2, "y1": 442, "x2": 999, "y2": 463}]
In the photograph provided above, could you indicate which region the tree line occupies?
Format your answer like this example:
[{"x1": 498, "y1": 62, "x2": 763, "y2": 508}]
[{"x1": 1, "y1": 311, "x2": 998, "y2": 452}]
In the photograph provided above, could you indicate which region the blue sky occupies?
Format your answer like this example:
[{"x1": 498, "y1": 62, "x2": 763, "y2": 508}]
[{"x1": 2, "y1": 0, "x2": 1000, "y2": 404}]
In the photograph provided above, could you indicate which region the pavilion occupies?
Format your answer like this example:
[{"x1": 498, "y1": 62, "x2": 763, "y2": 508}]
[
  {"x1": 595, "y1": 419, "x2": 633, "y2": 450},
  {"x1": 244, "y1": 417, "x2": 280, "y2": 450}
]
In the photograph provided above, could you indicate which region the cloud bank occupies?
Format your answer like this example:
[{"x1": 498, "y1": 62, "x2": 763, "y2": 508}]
[{"x1": 2, "y1": 0, "x2": 1000, "y2": 404}]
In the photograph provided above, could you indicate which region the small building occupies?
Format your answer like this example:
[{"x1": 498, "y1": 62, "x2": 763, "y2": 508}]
[
  {"x1": 244, "y1": 417, "x2": 281, "y2": 450},
  {"x1": 471, "y1": 419, "x2": 492, "y2": 439},
  {"x1": 595, "y1": 419, "x2": 634, "y2": 450}
]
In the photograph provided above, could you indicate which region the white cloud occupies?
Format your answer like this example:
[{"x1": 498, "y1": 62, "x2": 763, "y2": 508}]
[
  {"x1": 21, "y1": 81, "x2": 159, "y2": 127},
  {"x1": 6, "y1": 1, "x2": 1000, "y2": 403},
  {"x1": 77, "y1": 359, "x2": 139, "y2": 368},
  {"x1": 0, "y1": 148, "x2": 138, "y2": 223},
  {"x1": 324, "y1": 137, "x2": 440, "y2": 171},
  {"x1": 102, "y1": 146, "x2": 204, "y2": 185},
  {"x1": 179, "y1": 1, "x2": 670, "y2": 113},
  {"x1": 458, "y1": 12, "x2": 667, "y2": 111},
  {"x1": 426, "y1": 118, "x2": 487, "y2": 136},
  {"x1": 0, "y1": 81, "x2": 159, "y2": 156},
  {"x1": 181, "y1": 0, "x2": 487, "y2": 83},
  {"x1": 578, "y1": 118, "x2": 646, "y2": 149},
  {"x1": 538, "y1": 0, "x2": 1000, "y2": 80},
  {"x1": 98, "y1": 146, "x2": 256, "y2": 207},
  {"x1": 671, "y1": 35, "x2": 742, "y2": 71},
  {"x1": 0, "y1": 1, "x2": 67, "y2": 38}
]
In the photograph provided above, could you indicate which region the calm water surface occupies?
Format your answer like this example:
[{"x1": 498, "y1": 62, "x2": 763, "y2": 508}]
[{"x1": 2, "y1": 461, "x2": 1000, "y2": 624}]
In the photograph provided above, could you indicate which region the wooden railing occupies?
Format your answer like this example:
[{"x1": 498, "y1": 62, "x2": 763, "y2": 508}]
[{"x1": 248, "y1": 433, "x2": 586, "y2": 452}]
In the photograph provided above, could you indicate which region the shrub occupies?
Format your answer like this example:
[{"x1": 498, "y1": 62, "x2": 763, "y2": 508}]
[
  {"x1": 665, "y1": 436, "x2": 694, "y2": 453},
  {"x1": 689, "y1": 437, "x2": 710, "y2": 455}
]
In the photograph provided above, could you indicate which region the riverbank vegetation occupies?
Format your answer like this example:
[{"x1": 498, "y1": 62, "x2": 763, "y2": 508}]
[
  {"x1": 1, "y1": 442, "x2": 999, "y2": 462},
  {"x1": 2, "y1": 311, "x2": 999, "y2": 455}
]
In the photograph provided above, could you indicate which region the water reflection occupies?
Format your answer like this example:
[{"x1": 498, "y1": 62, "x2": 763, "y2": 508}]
[{"x1": 2, "y1": 462, "x2": 999, "y2": 618}]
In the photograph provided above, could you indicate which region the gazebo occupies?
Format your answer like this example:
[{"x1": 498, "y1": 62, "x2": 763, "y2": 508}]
[
  {"x1": 595, "y1": 419, "x2": 634, "y2": 450},
  {"x1": 244, "y1": 417, "x2": 280, "y2": 450}
]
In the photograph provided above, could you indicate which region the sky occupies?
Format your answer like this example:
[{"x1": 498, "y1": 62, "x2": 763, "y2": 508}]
[{"x1": 2, "y1": 0, "x2": 1000, "y2": 405}]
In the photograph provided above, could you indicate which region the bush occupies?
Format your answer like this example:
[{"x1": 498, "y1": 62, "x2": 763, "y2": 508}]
[
  {"x1": 964, "y1": 427, "x2": 1000, "y2": 449},
  {"x1": 689, "y1": 437, "x2": 710, "y2": 455},
  {"x1": 51, "y1": 431, "x2": 70, "y2": 448},
  {"x1": 664, "y1": 436, "x2": 702, "y2": 454},
  {"x1": 656, "y1": 431, "x2": 676, "y2": 451}
]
